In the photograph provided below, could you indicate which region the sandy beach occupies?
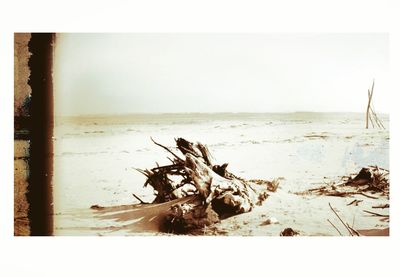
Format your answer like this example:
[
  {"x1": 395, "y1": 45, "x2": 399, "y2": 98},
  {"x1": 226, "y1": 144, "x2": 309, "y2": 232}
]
[{"x1": 53, "y1": 112, "x2": 389, "y2": 236}]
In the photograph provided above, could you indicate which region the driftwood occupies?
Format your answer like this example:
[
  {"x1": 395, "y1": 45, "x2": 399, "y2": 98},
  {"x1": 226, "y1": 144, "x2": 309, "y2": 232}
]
[
  {"x1": 366, "y1": 80, "x2": 385, "y2": 129},
  {"x1": 327, "y1": 219, "x2": 343, "y2": 236},
  {"x1": 329, "y1": 203, "x2": 354, "y2": 236},
  {"x1": 363, "y1": 210, "x2": 389, "y2": 218},
  {"x1": 132, "y1": 193, "x2": 147, "y2": 204},
  {"x1": 347, "y1": 199, "x2": 363, "y2": 206},
  {"x1": 372, "y1": 203, "x2": 389, "y2": 209},
  {"x1": 136, "y1": 137, "x2": 278, "y2": 233},
  {"x1": 297, "y1": 166, "x2": 389, "y2": 199},
  {"x1": 326, "y1": 205, "x2": 389, "y2": 237},
  {"x1": 328, "y1": 203, "x2": 360, "y2": 236}
]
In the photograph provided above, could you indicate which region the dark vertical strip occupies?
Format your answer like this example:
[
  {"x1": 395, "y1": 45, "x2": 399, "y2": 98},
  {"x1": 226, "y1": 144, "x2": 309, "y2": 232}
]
[{"x1": 27, "y1": 33, "x2": 54, "y2": 236}]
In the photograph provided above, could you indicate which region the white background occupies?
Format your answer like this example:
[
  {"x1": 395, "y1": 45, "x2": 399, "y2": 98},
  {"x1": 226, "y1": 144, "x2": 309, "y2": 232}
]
[{"x1": 0, "y1": 1, "x2": 399, "y2": 277}]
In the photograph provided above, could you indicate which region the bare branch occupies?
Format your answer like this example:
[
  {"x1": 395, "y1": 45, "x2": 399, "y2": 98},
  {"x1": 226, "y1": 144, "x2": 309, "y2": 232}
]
[
  {"x1": 329, "y1": 203, "x2": 353, "y2": 236},
  {"x1": 327, "y1": 219, "x2": 343, "y2": 236},
  {"x1": 150, "y1": 136, "x2": 183, "y2": 162}
]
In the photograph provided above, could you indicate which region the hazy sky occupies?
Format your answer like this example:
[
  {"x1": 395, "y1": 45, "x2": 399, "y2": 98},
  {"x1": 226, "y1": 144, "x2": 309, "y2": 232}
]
[{"x1": 54, "y1": 33, "x2": 389, "y2": 116}]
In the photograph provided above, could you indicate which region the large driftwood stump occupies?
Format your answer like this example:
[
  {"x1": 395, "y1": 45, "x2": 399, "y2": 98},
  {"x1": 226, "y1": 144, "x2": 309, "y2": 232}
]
[{"x1": 136, "y1": 137, "x2": 277, "y2": 233}]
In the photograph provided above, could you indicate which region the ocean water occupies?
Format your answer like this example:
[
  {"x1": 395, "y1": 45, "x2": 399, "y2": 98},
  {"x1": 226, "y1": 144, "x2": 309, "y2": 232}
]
[{"x1": 53, "y1": 112, "x2": 390, "y2": 215}]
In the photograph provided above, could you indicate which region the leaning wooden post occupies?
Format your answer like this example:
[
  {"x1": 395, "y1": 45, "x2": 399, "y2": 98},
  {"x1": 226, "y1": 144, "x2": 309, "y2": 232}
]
[
  {"x1": 365, "y1": 80, "x2": 374, "y2": 129},
  {"x1": 369, "y1": 109, "x2": 375, "y2": 128},
  {"x1": 366, "y1": 90, "x2": 371, "y2": 129}
]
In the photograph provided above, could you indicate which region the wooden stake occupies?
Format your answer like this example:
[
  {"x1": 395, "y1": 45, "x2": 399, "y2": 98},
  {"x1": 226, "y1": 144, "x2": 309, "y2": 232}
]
[
  {"x1": 370, "y1": 104, "x2": 385, "y2": 129},
  {"x1": 369, "y1": 109, "x2": 375, "y2": 128},
  {"x1": 366, "y1": 89, "x2": 372, "y2": 129}
]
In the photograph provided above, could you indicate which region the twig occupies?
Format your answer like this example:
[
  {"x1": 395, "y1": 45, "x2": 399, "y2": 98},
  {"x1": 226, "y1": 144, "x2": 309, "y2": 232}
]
[
  {"x1": 324, "y1": 191, "x2": 378, "y2": 199},
  {"x1": 325, "y1": 191, "x2": 348, "y2": 197},
  {"x1": 372, "y1": 203, "x2": 389, "y2": 209},
  {"x1": 347, "y1": 199, "x2": 363, "y2": 206},
  {"x1": 346, "y1": 224, "x2": 361, "y2": 236},
  {"x1": 358, "y1": 192, "x2": 379, "y2": 199},
  {"x1": 132, "y1": 193, "x2": 147, "y2": 204},
  {"x1": 308, "y1": 186, "x2": 326, "y2": 192},
  {"x1": 150, "y1": 137, "x2": 184, "y2": 162},
  {"x1": 167, "y1": 157, "x2": 175, "y2": 164},
  {"x1": 134, "y1": 167, "x2": 150, "y2": 177},
  {"x1": 151, "y1": 164, "x2": 182, "y2": 171},
  {"x1": 363, "y1": 210, "x2": 389, "y2": 217},
  {"x1": 347, "y1": 199, "x2": 356, "y2": 206},
  {"x1": 329, "y1": 203, "x2": 353, "y2": 236},
  {"x1": 327, "y1": 219, "x2": 343, "y2": 236}
]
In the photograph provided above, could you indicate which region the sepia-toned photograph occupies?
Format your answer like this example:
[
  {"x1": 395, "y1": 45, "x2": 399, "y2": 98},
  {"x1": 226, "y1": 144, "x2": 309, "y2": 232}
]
[{"x1": 14, "y1": 33, "x2": 390, "y2": 236}]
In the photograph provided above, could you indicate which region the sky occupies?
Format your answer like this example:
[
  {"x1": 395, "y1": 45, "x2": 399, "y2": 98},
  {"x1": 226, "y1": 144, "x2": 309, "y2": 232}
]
[{"x1": 54, "y1": 33, "x2": 389, "y2": 116}]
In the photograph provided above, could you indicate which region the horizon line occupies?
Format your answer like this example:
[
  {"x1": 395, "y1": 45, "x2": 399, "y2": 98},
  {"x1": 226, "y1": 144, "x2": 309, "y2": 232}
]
[{"x1": 54, "y1": 111, "x2": 389, "y2": 117}]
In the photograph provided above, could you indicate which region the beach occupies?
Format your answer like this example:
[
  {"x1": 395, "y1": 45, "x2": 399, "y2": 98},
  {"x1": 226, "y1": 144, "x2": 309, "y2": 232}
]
[{"x1": 53, "y1": 112, "x2": 389, "y2": 235}]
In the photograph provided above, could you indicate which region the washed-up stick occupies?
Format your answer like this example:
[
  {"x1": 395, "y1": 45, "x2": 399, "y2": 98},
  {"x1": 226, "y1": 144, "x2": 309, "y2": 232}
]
[
  {"x1": 325, "y1": 191, "x2": 352, "y2": 197},
  {"x1": 347, "y1": 199, "x2": 357, "y2": 206},
  {"x1": 132, "y1": 193, "x2": 147, "y2": 204},
  {"x1": 372, "y1": 203, "x2": 389, "y2": 209},
  {"x1": 325, "y1": 191, "x2": 378, "y2": 199},
  {"x1": 358, "y1": 192, "x2": 379, "y2": 199},
  {"x1": 347, "y1": 199, "x2": 363, "y2": 206},
  {"x1": 329, "y1": 203, "x2": 353, "y2": 236},
  {"x1": 327, "y1": 219, "x2": 343, "y2": 236},
  {"x1": 346, "y1": 224, "x2": 361, "y2": 236},
  {"x1": 363, "y1": 210, "x2": 389, "y2": 217}
]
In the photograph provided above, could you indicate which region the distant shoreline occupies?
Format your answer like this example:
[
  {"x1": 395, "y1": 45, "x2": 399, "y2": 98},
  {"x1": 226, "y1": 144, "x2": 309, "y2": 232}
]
[
  {"x1": 55, "y1": 111, "x2": 389, "y2": 119},
  {"x1": 54, "y1": 112, "x2": 389, "y2": 126}
]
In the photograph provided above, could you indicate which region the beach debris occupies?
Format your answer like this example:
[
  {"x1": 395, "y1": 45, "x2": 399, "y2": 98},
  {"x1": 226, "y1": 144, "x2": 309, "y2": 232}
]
[
  {"x1": 280, "y1": 228, "x2": 299, "y2": 236},
  {"x1": 249, "y1": 178, "x2": 282, "y2": 192},
  {"x1": 304, "y1": 132, "x2": 329, "y2": 140},
  {"x1": 327, "y1": 219, "x2": 343, "y2": 236},
  {"x1": 328, "y1": 203, "x2": 360, "y2": 236},
  {"x1": 135, "y1": 137, "x2": 278, "y2": 233},
  {"x1": 372, "y1": 203, "x2": 389, "y2": 209},
  {"x1": 296, "y1": 166, "x2": 389, "y2": 199},
  {"x1": 346, "y1": 166, "x2": 389, "y2": 193},
  {"x1": 260, "y1": 217, "x2": 279, "y2": 226},
  {"x1": 328, "y1": 203, "x2": 389, "y2": 236},
  {"x1": 347, "y1": 199, "x2": 363, "y2": 206},
  {"x1": 90, "y1": 204, "x2": 105, "y2": 210},
  {"x1": 363, "y1": 210, "x2": 389, "y2": 218}
]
